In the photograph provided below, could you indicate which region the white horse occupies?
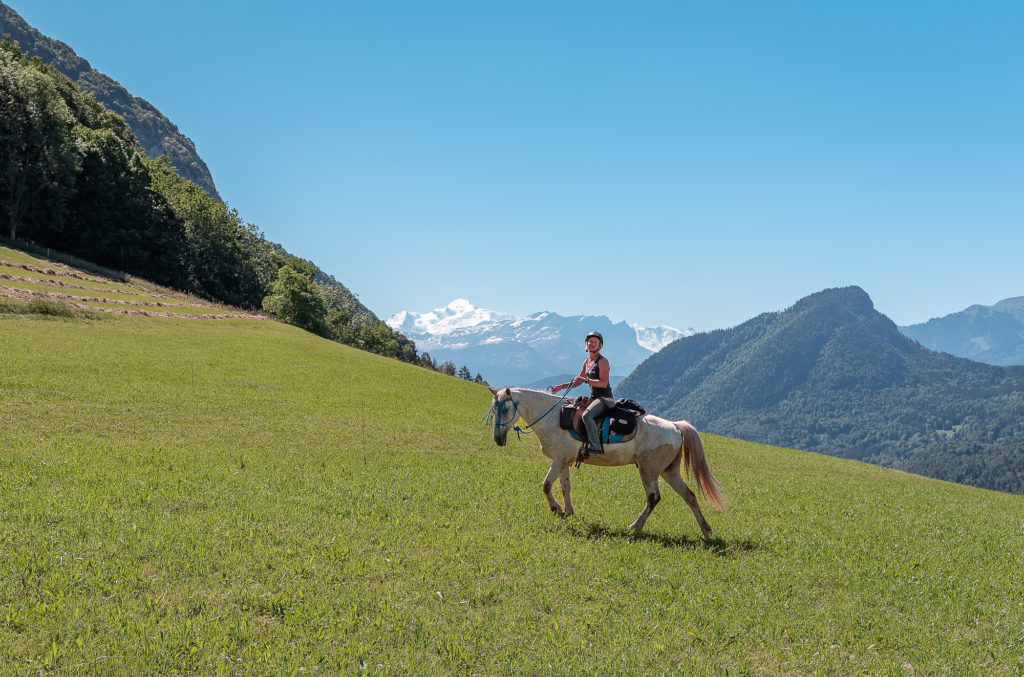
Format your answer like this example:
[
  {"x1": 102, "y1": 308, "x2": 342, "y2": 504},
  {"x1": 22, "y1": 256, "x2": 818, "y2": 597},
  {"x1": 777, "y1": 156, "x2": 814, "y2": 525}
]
[{"x1": 488, "y1": 387, "x2": 726, "y2": 537}]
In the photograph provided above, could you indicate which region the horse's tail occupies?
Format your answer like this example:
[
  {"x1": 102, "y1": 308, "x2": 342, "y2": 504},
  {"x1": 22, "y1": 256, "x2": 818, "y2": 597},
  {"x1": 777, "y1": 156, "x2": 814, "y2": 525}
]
[{"x1": 674, "y1": 420, "x2": 727, "y2": 512}]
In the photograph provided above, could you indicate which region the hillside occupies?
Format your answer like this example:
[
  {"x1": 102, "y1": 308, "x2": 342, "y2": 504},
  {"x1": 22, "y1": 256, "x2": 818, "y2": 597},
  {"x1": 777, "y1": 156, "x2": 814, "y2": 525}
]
[
  {"x1": 0, "y1": 244, "x2": 263, "y2": 318},
  {"x1": 900, "y1": 296, "x2": 1024, "y2": 366},
  {"x1": 618, "y1": 287, "x2": 1024, "y2": 494},
  {"x1": 3, "y1": 293, "x2": 1024, "y2": 673},
  {"x1": 0, "y1": 1, "x2": 220, "y2": 200}
]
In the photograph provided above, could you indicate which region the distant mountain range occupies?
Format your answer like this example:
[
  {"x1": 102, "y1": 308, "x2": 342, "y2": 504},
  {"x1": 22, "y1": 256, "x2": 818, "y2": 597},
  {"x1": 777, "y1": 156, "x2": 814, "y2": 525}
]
[
  {"x1": 618, "y1": 286, "x2": 1024, "y2": 494},
  {"x1": 899, "y1": 297, "x2": 1024, "y2": 366},
  {"x1": 0, "y1": 2, "x2": 220, "y2": 200},
  {"x1": 386, "y1": 299, "x2": 691, "y2": 387}
]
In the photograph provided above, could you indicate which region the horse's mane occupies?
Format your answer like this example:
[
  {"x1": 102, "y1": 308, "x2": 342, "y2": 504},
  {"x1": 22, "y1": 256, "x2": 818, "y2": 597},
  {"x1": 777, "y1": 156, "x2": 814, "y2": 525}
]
[{"x1": 514, "y1": 387, "x2": 562, "y2": 399}]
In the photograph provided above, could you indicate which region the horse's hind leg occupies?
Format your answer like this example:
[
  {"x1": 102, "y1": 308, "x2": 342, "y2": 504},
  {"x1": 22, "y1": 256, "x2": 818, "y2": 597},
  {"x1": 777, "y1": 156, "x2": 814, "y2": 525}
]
[
  {"x1": 558, "y1": 467, "x2": 574, "y2": 516},
  {"x1": 661, "y1": 464, "x2": 713, "y2": 538},
  {"x1": 628, "y1": 464, "x2": 661, "y2": 532}
]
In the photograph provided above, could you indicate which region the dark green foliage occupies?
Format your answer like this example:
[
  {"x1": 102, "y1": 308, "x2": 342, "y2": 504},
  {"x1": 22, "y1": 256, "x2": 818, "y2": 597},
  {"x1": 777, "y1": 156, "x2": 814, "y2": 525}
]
[
  {"x1": 314, "y1": 265, "x2": 375, "y2": 320},
  {"x1": 0, "y1": 44, "x2": 78, "y2": 239},
  {"x1": 326, "y1": 313, "x2": 416, "y2": 363},
  {"x1": 147, "y1": 157, "x2": 281, "y2": 308},
  {"x1": 1, "y1": 40, "x2": 191, "y2": 288},
  {"x1": 619, "y1": 287, "x2": 1024, "y2": 493},
  {"x1": 263, "y1": 259, "x2": 330, "y2": 336},
  {"x1": 0, "y1": 3, "x2": 220, "y2": 199}
]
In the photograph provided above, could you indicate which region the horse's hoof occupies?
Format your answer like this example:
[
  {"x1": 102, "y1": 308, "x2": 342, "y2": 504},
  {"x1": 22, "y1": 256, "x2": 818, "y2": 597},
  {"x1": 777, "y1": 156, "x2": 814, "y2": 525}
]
[{"x1": 701, "y1": 523, "x2": 713, "y2": 539}]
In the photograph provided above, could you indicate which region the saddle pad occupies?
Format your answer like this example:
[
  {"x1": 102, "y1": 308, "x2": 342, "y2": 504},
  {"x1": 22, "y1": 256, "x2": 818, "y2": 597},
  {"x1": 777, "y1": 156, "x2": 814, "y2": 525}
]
[
  {"x1": 568, "y1": 416, "x2": 631, "y2": 445},
  {"x1": 569, "y1": 429, "x2": 627, "y2": 445}
]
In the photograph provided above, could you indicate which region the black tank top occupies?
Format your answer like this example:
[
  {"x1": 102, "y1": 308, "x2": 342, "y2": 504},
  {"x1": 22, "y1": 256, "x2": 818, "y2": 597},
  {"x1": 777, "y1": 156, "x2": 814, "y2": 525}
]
[{"x1": 586, "y1": 355, "x2": 613, "y2": 399}]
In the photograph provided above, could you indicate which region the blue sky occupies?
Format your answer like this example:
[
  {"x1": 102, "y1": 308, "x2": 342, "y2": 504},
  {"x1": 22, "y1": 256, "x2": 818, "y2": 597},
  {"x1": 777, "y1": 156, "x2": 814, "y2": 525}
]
[{"x1": 8, "y1": 1, "x2": 1023, "y2": 332}]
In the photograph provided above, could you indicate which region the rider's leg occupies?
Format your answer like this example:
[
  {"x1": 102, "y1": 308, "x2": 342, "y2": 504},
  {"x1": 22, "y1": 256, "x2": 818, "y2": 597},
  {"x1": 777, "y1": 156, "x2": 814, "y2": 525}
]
[{"x1": 582, "y1": 397, "x2": 613, "y2": 453}]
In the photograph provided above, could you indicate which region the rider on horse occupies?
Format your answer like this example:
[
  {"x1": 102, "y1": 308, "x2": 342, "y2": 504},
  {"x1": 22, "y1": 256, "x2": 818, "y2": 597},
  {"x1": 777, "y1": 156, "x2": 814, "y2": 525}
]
[{"x1": 551, "y1": 330, "x2": 613, "y2": 456}]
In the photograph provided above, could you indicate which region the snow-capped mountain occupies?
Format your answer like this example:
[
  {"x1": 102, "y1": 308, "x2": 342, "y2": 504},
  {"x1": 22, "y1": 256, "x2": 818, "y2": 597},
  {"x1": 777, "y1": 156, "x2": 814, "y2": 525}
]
[
  {"x1": 386, "y1": 298, "x2": 515, "y2": 340},
  {"x1": 633, "y1": 324, "x2": 687, "y2": 352},
  {"x1": 386, "y1": 299, "x2": 692, "y2": 387}
]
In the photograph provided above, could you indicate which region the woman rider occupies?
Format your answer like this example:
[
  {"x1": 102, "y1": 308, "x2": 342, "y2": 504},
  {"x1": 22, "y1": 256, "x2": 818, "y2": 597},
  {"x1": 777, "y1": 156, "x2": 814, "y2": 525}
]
[{"x1": 551, "y1": 331, "x2": 613, "y2": 455}]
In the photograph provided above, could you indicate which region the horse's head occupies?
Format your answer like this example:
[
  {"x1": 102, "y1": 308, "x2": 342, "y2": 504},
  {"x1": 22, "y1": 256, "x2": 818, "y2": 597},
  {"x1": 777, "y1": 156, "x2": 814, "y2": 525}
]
[{"x1": 488, "y1": 386, "x2": 518, "y2": 446}]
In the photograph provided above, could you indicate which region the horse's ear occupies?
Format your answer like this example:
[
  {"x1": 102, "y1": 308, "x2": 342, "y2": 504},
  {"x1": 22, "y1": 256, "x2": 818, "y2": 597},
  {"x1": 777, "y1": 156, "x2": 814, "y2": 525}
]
[
  {"x1": 504, "y1": 387, "x2": 512, "y2": 397},
  {"x1": 488, "y1": 387, "x2": 497, "y2": 397}
]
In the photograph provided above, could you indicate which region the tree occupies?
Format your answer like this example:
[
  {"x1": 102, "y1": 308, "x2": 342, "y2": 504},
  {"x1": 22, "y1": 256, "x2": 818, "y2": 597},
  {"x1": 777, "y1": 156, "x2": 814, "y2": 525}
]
[
  {"x1": 457, "y1": 365, "x2": 472, "y2": 380},
  {"x1": 262, "y1": 259, "x2": 329, "y2": 336},
  {"x1": 0, "y1": 43, "x2": 78, "y2": 239},
  {"x1": 0, "y1": 41, "x2": 189, "y2": 287},
  {"x1": 439, "y1": 361, "x2": 457, "y2": 377},
  {"x1": 356, "y1": 321, "x2": 400, "y2": 356},
  {"x1": 148, "y1": 156, "x2": 281, "y2": 308}
]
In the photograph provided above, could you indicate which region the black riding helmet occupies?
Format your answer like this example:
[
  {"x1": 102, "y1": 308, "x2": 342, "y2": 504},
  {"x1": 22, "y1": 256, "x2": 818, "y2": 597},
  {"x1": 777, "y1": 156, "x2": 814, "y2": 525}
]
[{"x1": 585, "y1": 331, "x2": 604, "y2": 348}]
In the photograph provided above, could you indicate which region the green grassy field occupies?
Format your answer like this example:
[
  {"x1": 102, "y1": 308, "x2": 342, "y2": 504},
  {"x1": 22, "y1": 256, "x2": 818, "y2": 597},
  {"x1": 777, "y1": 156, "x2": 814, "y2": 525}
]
[{"x1": 2, "y1": 283, "x2": 1024, "y2": 673}]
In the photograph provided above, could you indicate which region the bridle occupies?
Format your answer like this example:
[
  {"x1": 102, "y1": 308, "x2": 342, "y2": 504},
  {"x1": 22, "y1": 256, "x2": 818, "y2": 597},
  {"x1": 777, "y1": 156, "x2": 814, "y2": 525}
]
[{"x1": 483, "y1": 387, "x2": 575, "y2": 441}]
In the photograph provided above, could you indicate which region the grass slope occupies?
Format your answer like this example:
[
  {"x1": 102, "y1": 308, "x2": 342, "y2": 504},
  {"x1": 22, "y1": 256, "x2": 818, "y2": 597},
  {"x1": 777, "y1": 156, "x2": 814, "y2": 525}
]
[{"x1": 2, "y1": 312, "x2": 1024, "y2": 674}]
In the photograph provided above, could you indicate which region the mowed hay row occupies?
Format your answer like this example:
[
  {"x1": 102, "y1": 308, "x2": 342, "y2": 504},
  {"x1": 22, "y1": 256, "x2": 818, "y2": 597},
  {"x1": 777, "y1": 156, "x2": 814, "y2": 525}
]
[{"x1": 0, "y1": 246, "x2": 264, "y2": 319}]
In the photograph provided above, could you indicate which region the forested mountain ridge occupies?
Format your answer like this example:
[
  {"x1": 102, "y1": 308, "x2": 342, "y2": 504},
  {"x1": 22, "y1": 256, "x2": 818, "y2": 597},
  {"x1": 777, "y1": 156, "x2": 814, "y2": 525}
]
[
  {"x1": 1, "y1": 37, "x2": 423, "y2": 365},
  {"x1": 618, "y1": 286, "x2": 1024, "y2": 494},
  {"x1": 900, "y1": 296, "x2": 1024, "y2": 367},
  {"x1": 0, "y1": 2, "x2": 220, "y2": 200}
]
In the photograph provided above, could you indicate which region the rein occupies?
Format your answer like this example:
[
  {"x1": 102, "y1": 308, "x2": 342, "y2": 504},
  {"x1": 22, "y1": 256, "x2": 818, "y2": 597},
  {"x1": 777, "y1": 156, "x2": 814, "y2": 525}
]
[{"x1": 483, "y1": 387, "x2": 577, "y2": 441}]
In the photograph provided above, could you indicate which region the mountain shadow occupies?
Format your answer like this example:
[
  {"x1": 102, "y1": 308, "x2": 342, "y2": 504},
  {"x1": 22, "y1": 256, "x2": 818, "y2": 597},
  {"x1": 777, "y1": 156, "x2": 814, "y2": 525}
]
[{"x1": 618, "y1": 287, "x2": 1024, "y2": 494}]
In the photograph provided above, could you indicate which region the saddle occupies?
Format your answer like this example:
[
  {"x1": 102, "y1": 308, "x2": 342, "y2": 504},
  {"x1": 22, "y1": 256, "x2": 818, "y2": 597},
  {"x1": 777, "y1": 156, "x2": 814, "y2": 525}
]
[{"x1": 558, "y1": 396, "x2": 646, "y2": 446}]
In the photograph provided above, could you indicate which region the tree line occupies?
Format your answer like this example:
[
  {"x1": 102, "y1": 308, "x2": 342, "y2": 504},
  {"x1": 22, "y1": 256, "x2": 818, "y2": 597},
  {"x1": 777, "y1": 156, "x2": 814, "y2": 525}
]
[{"x1": 0, "y1": 38, "x2": 485, "y2": 383}]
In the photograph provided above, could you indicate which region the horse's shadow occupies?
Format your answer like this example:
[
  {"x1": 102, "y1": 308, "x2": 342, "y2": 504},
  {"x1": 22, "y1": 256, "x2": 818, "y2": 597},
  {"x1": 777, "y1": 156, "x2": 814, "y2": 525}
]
[{"x1": 557, "y1": 517, "x2": 760, "y2": 556}]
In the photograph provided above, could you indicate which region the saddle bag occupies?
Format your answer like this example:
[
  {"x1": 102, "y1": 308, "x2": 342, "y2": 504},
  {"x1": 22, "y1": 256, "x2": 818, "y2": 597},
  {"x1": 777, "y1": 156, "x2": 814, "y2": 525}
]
[{"x1": 613, "y1": 398, "x2": 646, "y2": 417}]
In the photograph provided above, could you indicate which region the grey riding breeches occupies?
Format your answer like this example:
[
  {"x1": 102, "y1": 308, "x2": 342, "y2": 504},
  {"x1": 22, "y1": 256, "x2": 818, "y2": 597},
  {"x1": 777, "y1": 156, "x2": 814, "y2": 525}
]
[{"x1": 582, "y1": 396, "x2": 614, "y2": 450}]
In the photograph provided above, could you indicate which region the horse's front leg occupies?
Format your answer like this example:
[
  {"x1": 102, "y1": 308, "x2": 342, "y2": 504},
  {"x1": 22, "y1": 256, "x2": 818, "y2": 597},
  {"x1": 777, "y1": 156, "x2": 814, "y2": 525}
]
[
  {"x1": 558, "y1": 466, "x2": 574, "y2": 516},
  {"x1": 542, "y1": 460, "x2": 572, "y2": 516}
]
